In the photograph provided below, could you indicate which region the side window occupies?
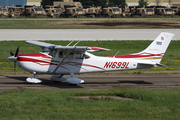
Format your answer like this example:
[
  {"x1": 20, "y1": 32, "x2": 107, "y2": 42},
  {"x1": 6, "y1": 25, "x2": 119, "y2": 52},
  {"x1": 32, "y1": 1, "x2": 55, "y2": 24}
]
[
  {"x1": 75, "y1": 53, "x2": 90, "y2": 59},
  {"x1": 68, "y1": 52, "x2": 74, "y2": 59},
  {"x1": 75, "y1": 53, "x2": 82, "y2": 59},
  {"x1": 59, "y1": 51, "x2": 66, "y2": 58},
  {"x1": 58, "y1": 51, "x2": 90, "y2": 59},
  {"x1": 82, "y1": 54, "x2": 90, "y2": 59}
]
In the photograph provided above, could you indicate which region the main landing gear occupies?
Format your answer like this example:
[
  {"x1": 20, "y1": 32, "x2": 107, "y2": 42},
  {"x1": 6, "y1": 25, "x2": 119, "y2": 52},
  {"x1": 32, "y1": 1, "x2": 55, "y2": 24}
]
[
  {"x1": 26, "y1": 72, "x2": 84, "y2": 85},
  {"x1": 66, "y1": 73, "x2": 84, "y2": 84}
]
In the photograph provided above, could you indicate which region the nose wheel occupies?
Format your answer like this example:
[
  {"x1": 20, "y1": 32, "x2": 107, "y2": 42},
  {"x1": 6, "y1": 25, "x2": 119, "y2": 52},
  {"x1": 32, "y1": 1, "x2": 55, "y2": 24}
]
[{"x1": 26, "y1": 72, "x2": 42, "y2": 84}]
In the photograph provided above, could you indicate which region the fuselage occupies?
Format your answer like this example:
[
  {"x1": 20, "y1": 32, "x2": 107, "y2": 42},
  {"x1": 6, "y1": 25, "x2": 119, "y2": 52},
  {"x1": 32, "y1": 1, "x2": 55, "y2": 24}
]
[{"x1": 16, "y1": 51, "x2": 162, "y2": 75}]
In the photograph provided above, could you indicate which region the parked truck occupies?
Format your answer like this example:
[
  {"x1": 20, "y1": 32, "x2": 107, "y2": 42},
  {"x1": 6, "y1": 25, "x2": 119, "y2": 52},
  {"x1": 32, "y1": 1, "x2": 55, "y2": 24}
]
[
  {"x1": 96, "y1": 6, "x2": 122, "y2": 17},
  {"x1": 24, "y1": 6, "x2": 46, "y2": 17},
  {"x1": 154, "y1": 6, "x2": 175, "y2": 16},
  {"x1": 122, "y1": 5, "x2": 154, "y2": 17},
  {"x1": 0, "y1": 7, "x2": 9, "y2": 17},
  {"x1": 171, "y1": 6, "x2": 180, "y2": 16},
  {"x1": 8, "y1": 5, "x2": 25, "y2": 17},
  {"x1": 44, "y1": 5, "x2": 62, "y2": 18},
  {"x1": 83, "y1": 6, "x2": 99, "y2": 17},
  {"x1": 53, "y1": 2, "x2": 85, "y2": 17},
  {"x1": 122, "y1": 5, "x2": 137, "y2": 17},
  {"x1": 135, "y1": 6, "x2": 155, "y2": 16}
]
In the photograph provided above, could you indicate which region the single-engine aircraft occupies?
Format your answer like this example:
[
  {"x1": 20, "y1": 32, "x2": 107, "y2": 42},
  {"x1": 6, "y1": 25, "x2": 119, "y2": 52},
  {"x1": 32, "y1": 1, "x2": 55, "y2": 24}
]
[{"x1": 8, "y1": 32, "x2": 174, "y2": 84}]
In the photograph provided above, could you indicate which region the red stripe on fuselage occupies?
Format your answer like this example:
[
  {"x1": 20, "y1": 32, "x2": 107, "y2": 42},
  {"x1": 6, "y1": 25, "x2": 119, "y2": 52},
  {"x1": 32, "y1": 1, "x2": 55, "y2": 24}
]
[
  {"x1": 109, "y1": 52, "x2": 164, "y2": 58},
  {"x1": 17, "y1": 53, "x2": 53, "y2": 66},
  {"x1": 17, "y1": 53, "x2": 52, "y2": 59}
]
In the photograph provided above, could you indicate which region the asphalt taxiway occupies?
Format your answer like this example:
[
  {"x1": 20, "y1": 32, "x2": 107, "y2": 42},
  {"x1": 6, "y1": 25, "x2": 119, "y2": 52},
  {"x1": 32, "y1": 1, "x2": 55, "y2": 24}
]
[{"x1": 0, "y1": 74, "x2": 180, "y2": 90}]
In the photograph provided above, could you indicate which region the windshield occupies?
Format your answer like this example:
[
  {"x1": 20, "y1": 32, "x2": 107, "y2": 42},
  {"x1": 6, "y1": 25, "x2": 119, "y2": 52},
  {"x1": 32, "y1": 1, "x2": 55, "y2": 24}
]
[
  {"x1": 164, "y1": 9, "x2": 173, "y2": 12},
  {"x1": 41, "y1": 46, "x2": 56, "y2": 56},
  {"x1": 3, "y1": 9, "x2": 8, "y2": 12},
  {"x1": 54, "y1": 9, "x2": 62, "y2": 13},
  {"x1": 76, "y1": 8, "x2": 83, "y2": 12},
  {"x1": 145, "y1": 9, "x2": 154, "y2": 12},
  {"x1": 113, "y1": 9, "x2": 120, "y2": 12},
  {"x1": 34, "y1": 8, "x2": 44, "y2": 11}
]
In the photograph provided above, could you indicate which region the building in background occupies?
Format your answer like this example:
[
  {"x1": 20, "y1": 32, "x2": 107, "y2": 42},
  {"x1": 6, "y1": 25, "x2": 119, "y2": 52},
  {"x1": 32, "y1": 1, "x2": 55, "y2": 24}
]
[
  {"x1": 0, "y1": 0, "x2": 27, "y2": 7},
  {"x1": 1, "y1": 0, "x2": 179, "y2": 7},
  {"x1": 27, "y1": 0, "x2": 42, "y2": 6},
  {"x1": 0, "y1": 0, "x2": 42, "y2": 6},
  {"x1": 126, "y1": 0, "x2": 180, "y2": 7}
]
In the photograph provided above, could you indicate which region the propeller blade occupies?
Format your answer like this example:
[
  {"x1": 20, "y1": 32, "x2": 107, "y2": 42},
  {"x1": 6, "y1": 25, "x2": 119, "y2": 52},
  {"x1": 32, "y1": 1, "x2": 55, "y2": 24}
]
[
  {"x1": 15, "y1": 46, "x2": 19, "y2": 57},
  {"x1": 10, "y1": 51, "x2": 14, "y2": 56}
]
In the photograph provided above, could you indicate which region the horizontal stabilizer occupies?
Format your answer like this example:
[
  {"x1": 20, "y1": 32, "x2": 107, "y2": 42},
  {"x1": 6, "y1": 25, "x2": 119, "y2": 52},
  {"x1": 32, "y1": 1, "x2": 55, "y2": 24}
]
[
  {"x1": 137, "y1": 63, "x2": 166, "y2": 69},
  {"x1": 156, "y1": 63, "x2": 166, "y2": 67},
  {"x1": 137, "y1": 63, "x2": 155, "y2": 69}
]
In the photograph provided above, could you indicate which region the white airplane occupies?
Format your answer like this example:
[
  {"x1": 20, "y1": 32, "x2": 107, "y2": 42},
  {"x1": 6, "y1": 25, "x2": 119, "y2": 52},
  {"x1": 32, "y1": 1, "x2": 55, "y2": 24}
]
[{"x1": 8, "y1": 32, "x2": 174, "y2": 84}]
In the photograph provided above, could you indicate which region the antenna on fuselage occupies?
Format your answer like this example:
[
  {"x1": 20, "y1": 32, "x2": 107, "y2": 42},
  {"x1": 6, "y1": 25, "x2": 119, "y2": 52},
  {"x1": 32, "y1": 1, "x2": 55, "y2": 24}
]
[
  {"x1": 67, "y1": 40, "x2": 74, "y2": 46},
  {"x1": 113, "y1": 51, "x2": 119, "y2": 58}
]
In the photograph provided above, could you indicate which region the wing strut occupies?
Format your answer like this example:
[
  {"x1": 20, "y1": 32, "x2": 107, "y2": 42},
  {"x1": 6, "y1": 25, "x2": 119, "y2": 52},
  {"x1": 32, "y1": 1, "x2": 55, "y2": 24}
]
[{"x1": 53, "y1": 50, "x2": 71, "y2": 73}]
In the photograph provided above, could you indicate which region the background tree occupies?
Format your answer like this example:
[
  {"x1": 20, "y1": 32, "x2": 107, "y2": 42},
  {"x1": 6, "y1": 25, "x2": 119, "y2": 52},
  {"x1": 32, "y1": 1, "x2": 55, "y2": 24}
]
[
  {"x1": 41, "y1": 0, "x2": 63, "y2": 6},
  {"x1": 74, "y1": 0, "x2": 126, "y2": 7},
  {"x1": 93, "y1": 0, "x2": 107, "y2": 6},
  {"x1": 41, "y1": 0, "x2": 126, "y2": 7},
  {"x1": 108, "y1": 0, "x2": 126, "y2": 7},
  {"x1": 138, "y1": 0, "x2": 149, "y2": 7},
  {"x1": 73, "y1": 0, "x2": 107, "y2": 7},
  {"x1": 73, "y1": 0, "x2": 94, "y2": 6}
]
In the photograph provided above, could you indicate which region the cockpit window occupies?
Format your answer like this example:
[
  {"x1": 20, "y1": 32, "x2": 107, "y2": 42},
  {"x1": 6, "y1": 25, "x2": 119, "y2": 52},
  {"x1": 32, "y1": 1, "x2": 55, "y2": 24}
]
[{"x1": 41, "y1": 46, "x2": 56, "y2": 57}]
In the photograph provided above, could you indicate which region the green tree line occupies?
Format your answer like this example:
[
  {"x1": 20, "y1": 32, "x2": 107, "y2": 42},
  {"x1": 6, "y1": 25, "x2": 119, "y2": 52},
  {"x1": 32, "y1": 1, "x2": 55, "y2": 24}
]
[
  {"x1": 41, "y1": 0, "x2": 126, "y2": 7},
  {"x1": 41, "y1": 0, "x2": 63, "y2": 6}
]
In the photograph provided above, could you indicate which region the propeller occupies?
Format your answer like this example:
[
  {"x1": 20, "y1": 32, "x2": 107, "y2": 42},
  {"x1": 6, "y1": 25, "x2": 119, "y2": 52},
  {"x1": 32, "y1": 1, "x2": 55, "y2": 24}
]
[
  {"x1": 10, "y1": 51, "x2": 14, "y2": 56},
  {"x1": 9, "y1": 46, "x2": 19, "y2": 71},
  {"x1": 10, "y1": 46, "x2": 19, "y2": 57},
  {"x1": 15, "y1": 46, "x2": 19, "y2": 57}
]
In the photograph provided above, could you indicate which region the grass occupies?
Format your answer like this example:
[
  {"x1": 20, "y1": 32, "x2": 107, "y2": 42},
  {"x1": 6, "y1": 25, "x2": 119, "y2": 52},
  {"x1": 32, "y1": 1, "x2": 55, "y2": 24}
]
[
  {"x1": 0, "y1": 19, "x2": 180, "y2": 29},
  {"x1": 0, "y1": 87, "x2": 180, "y2": 119},
  {"x1": 1, "y1": 40, "x2": 180, "y2": 74}
]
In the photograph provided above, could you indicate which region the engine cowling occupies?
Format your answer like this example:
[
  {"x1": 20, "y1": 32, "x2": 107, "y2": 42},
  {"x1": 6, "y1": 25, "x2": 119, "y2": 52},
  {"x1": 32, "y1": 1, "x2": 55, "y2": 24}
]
[
  {"x1": 66, "y1": 77, "x2": 84, "y2": 84},
  {"x1": 50, "y1": 75, "x2": 67, "y2": 82}
]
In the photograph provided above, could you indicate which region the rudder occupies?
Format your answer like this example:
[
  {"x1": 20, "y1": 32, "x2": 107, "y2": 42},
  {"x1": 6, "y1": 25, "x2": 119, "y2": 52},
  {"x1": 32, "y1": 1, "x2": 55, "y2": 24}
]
[{"x1": 141, "y1": 32, "x2": 174, "y2": 55}]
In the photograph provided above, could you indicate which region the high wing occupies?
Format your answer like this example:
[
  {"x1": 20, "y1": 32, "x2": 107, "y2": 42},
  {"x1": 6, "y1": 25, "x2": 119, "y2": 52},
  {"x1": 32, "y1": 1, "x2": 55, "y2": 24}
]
[
  {"x1": 26, "y1": 41, "x2": 57, "y2": 50},
  {"x1": 55, "y1": 46, "x2": 87, "y2": 52},
  {"x1": 26, "y1": 40, "x2": 110, "y2": 52}
]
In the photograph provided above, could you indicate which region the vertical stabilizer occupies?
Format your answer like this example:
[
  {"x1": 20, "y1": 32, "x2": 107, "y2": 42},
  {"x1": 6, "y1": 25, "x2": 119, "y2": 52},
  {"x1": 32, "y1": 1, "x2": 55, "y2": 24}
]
[
  {"x1": 141, "y1": 32, "x2": 174, "y2": 54},
  {"x1": 138, "y1": 32, "x2": 174, "y2": 63}
]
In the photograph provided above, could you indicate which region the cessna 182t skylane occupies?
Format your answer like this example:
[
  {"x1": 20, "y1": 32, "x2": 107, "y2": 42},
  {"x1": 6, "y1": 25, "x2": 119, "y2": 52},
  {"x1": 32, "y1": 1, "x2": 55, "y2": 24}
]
[{"x1": 8, "y1": 32, "x2": 174, "y2": 84}]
